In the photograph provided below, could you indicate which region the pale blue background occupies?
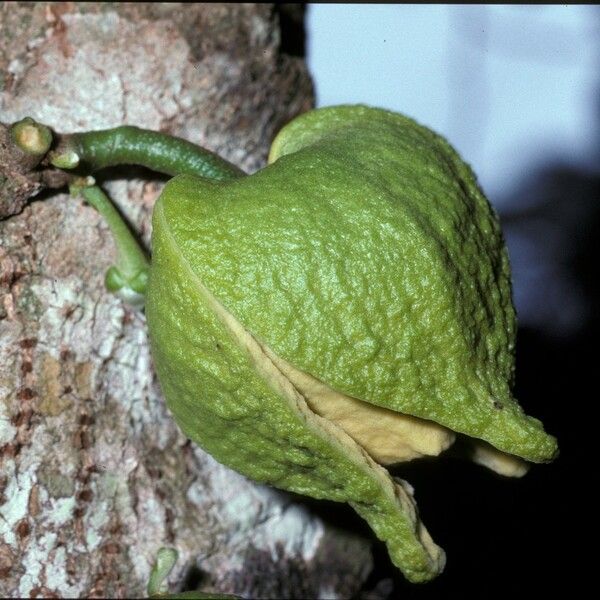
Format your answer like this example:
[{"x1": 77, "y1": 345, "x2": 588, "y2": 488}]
[
  {"x1": 307, "y1": 4, "x2": 599, "y2": 201},
  {"x1": 306, "y1": 5, "x2": 600, "y2": 335}
]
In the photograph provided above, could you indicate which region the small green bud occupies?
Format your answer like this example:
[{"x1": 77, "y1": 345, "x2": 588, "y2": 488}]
[
  {"x1": 104, "y1": 266, "x2": 126, "y2": 292},
  {"x1": 10, "y1": 117, "x2": 53, "y2": 156},
  {"x1": 50, "y1": 149, "x2": 80, "y2": 169},
  {"x1": 104, "y1": 266, "x2": 147, "y2": 307},
  {"x1": 147, "y1": 547, "x2": 178, "y2": 597}
]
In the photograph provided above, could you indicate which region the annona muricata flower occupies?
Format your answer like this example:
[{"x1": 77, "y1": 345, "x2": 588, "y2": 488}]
[{"x1": 145, "y1": 105, "x2": 557, "y2": 583}]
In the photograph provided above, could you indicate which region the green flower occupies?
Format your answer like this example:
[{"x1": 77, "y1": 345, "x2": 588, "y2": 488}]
[{"x1": 146, "y1": 105, "x2": 557, "y2": 583}]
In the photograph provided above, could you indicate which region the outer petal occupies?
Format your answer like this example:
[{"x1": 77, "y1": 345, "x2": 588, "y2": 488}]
[
  {"x1": 146, "y1": 199, "x2": 445, "y2": 582},
  {"x1": 153, "y1": 105, "x2": 556, "y2": 463}
]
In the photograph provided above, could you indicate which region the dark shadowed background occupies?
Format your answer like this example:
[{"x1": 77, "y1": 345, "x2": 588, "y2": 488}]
[{"x1": 303, "y1": 5, "x2": 597, "y2": 597}]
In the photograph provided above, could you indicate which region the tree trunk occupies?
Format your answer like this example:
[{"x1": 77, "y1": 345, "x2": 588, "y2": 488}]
[{"x1": 0, "y1": 3, "x2": 373, "y2": 597}]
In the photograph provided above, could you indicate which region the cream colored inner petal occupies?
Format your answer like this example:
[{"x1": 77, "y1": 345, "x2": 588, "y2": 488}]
[
  {"x1": 263, "y1": 347, "x2": 456, "y2": 465},
  {"x1": 469, "y1": 439, "x2": 529, "y2": 478}
]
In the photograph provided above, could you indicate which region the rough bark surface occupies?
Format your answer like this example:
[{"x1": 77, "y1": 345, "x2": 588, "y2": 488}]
[{"x1": 0, "y1": 4, "x2": 373, "y2": 598}]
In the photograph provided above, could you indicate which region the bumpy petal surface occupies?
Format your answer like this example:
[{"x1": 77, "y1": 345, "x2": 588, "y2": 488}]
[{"x1": 146, "y1": 104, "x2": 557, "y2": 583}]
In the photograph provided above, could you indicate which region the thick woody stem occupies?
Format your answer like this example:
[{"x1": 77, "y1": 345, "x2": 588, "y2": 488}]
[
  {"x1": 2, "y1": 117, "x2": 246, "y2": 304},
  {"x1": 1, "y1": 119, "x2": 69, "y2": 218},
  {"x1": 1, "y1": 116, "x2": 246, "y2": 219}
]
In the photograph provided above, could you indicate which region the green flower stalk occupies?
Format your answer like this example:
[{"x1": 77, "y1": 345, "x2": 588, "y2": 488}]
[
  {"x1": 50, "y1": 125, "x2": 245, "y2": 181},
  {"x1": 50, "y1": 125, "x2": 246, "y2": 306},
  {"x1": 70, "y1": 179, "x2": 150, "y2": 306}
]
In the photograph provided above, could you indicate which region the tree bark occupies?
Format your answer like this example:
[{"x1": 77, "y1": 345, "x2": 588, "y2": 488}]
[{"x1": 0, "y1": 4, "x2": 373, "y2": 598}]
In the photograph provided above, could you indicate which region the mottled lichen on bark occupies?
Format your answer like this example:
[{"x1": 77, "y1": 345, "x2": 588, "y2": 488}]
[{"x1": 0, "y1": 3, "x2": 373, "y2": 598}]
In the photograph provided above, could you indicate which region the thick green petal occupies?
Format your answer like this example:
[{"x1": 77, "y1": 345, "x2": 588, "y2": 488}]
[
  {"x1": 152, "y1": 105, "x2": 556, "y2": 463},
  {"x1": 146, "y1": 200, "x2": 445, "y2": 582}
]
